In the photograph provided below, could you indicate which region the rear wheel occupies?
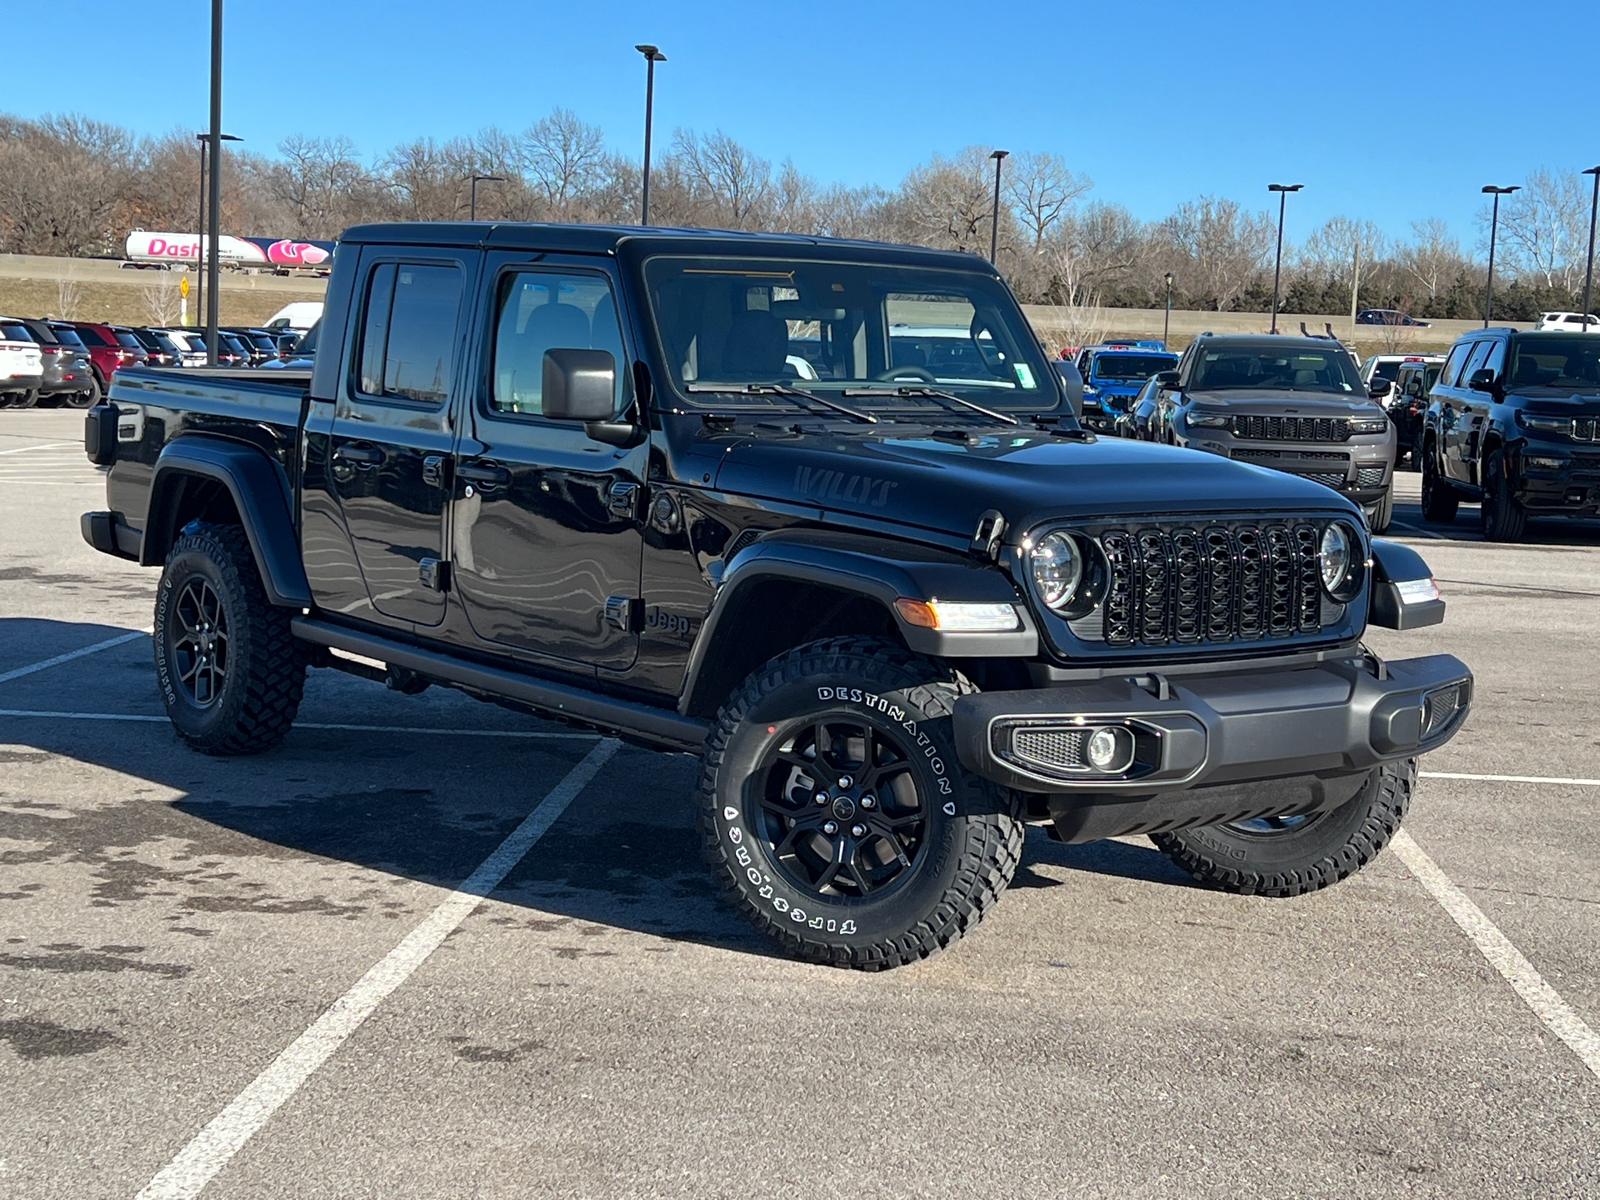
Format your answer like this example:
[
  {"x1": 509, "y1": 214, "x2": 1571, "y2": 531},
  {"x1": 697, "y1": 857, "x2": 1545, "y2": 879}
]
[
  {"x1": 696, "y1": 636, "x2": 1024, "y2": 969},
  {"x1": 10, "y1": 389, "x2": 38, "y2": 410},
  {"x1": 154, "y1": 523, "x2": 306, "y2": 755},
  {"x1": 1420, "y1": 443, "x2": 1458, "y2": 523},
  {"x1": 63, "y1": 376, "x2": 100, "y2": 409},
  {"x1": 1152, "y1": 760, "x2": 1413, "y2": 896},
  {"x1": 1480, "y1": 448, "x2": 1527, "y2": 542}
]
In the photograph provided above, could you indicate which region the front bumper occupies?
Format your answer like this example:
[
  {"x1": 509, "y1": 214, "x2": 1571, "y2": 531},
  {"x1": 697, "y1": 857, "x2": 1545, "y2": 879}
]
[
  {"x1": 953, "y1": 652, "x2": 1471, "y2": 841},
  {"x1": 1178, "y1": 427, "x2": 1395, "y2": 503}
]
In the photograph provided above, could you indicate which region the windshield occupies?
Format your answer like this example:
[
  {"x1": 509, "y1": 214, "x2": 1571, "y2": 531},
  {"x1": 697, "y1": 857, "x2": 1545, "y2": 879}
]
[
  {"x1": 1090, "y1": 352, "x2": 1177, "y2": 381},
  {"x1": 1509, "y1": 335, "x2": 1600, "y2": 389},
  {"x1": 1192, "y1": 345, "x2": 1361, "y2": 394},
  {"x1": 642, "y1": 256, "x2": 1056, "y2": 411}
]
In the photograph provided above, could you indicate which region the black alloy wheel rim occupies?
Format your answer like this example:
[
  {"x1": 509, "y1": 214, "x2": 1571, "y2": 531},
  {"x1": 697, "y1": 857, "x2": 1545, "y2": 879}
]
[
  {"x1": 751, "y1": 715, "x2": 929, "y2": 901},
  {"x1": 1222, "y1": 812, "x2": 1321, "y2": 836},
  {"x1": 170, "y1": 578, "x2": 229, "y2": 707}
]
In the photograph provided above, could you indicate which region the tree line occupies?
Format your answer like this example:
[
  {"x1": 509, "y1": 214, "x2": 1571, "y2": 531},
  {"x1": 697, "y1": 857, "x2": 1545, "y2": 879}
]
[{"x1": 1, "y1": 108, "x2": 1594, "y2": 322}]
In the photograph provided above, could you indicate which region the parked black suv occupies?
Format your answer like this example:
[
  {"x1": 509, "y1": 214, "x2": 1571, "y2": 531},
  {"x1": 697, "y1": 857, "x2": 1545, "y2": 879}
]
[
  {"x1": 1389, "y1": 356, "x2": 1445, "y2": 468},
  {"x1": 1421, "y1": 328, "x2": 1600, "y2": 540},
  {"x1": 1160, "y1": 333, "x2": 1399, "y2": 532},
  {"x1": 81, "y1": 221, "x2": 1471, "y2": 969}
]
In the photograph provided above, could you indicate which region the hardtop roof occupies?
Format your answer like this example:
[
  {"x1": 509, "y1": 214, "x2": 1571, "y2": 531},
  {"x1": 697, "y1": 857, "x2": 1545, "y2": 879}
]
[{"x1": 336, "y1": 220, "x2": 993, "y2": 270}]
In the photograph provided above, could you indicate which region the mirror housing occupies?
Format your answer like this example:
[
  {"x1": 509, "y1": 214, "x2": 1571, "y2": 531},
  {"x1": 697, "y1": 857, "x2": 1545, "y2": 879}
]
[
  {"x1": 1368, "y1": 378, "x2": 1391, "y2": 398},
  {"x1": 1054, "y1": 360, "x2": 1085, "y2": 419},
  {"x1": 1468, "y1": 368, "x2": 1497, "y2": 394},
  {"x1": 1153, "y1": 370, "x2": 1180, "y2": 389},
  {"x1": 542, "y1": 348, "x2": 617, "y2": 422}
]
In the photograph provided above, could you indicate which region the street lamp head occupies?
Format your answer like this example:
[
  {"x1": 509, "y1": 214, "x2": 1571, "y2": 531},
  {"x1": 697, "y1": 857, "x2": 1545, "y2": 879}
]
[
  {"x1": 990, "y1": 149, "x2": 1010, "y2": 161},
  {"x1": 196, "y1": 132, "x2": 241, "y2": 142},
  {"x1": 1585, "y1": 167, "x2": 1600, "y2": 178},
  {"x1": 1482, "y1": 184, "x2": 1520, "y2": 195},
  {"x1": 635, "y1": 43, "x2": 666, "y2": 61},
  {"x1": 473, "y1": 174, "x2": 506, "y2": 183},
  {"x1": 1267, "y1": 183, "x2": 1303, "y2": 193}
]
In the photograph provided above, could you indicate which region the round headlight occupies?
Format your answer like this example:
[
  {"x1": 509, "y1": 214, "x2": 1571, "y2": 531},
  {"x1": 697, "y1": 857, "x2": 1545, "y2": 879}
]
[
  {"x1": 1320, "y1": 523, "x2": 1360, "y2": 599},
  {"x1": 1030, "y1": 532, "x2": 1082, "y2": 611}
]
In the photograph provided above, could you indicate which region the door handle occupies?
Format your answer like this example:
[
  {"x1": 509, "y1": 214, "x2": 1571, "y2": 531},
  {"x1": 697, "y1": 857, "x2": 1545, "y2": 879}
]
[
  {"x1": 333, "y1": 444, "x2": 382, "y2": 465},
  {"x1": 458, "y1": 462, "x2": 511, "y2": 487}
]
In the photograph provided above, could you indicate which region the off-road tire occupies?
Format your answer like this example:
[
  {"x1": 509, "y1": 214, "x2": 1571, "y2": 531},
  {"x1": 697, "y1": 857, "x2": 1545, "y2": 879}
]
[
  {"x1": 696, "y1": 636, "x2": 1024, "y2": 970},
  {"x1": 1420, "y1": 445, "x2": 1458, "y2": 523},
  {"x1": 1480, "y1": 448, "x2": 1527, "y2": 543},
  {"x1": 1368, "y1": 488, "x2": 1394, "y2": 535},
  {"x1": 1151, "y1": 759, "x2": 1413, "y2": 897},
  {"x1": 154, "y1": 522, "x2": 306, "y2": 755}
]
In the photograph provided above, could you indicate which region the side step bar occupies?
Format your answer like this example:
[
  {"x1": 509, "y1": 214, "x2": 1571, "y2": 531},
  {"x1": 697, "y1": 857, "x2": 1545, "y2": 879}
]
[{"x1": 290, "y1": 616, "x2": 708, "y2": 753}]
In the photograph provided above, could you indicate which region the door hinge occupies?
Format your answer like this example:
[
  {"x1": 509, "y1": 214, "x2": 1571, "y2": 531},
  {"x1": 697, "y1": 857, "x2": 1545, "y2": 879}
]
[
  {"x1": 419, "y1": 558, "x2": 451, "y2": 592},
  {"x1": 604, "y1": 594, "x2": 643, "y2": 632},
  {"x1": 609, "y1": 481, "x2": 641, "y2": 519}
]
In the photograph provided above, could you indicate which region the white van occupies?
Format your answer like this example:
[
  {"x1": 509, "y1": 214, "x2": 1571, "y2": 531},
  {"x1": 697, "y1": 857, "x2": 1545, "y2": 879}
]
[{"x1": 263, "y1": 302, "x2": 324, "y2": 332}]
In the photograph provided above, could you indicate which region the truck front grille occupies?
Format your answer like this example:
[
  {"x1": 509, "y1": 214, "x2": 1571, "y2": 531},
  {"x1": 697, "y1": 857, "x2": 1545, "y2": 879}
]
[
  {"x1": 1096, "y1": 522, "x2": 1326, "y2": 648},
  {"x1": 1233, "y1": 415, "x2": 1351, "y2": 442}
]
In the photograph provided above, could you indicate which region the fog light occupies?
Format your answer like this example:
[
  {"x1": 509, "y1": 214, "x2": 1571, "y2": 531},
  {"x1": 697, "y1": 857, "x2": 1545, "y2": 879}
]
[{"x1": 1085, "y1": 726, "x2": 1135, "y2": 773}]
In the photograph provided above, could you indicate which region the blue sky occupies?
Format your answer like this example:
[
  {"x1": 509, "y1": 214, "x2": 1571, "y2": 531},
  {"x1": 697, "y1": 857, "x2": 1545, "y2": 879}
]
[{"x1": 5, "y1": 0, "x2": 1595, "y2": 249}]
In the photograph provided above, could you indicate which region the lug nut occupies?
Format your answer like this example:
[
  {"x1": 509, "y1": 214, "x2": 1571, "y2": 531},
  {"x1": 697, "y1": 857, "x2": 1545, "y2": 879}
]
[
  {"x1": 815, "y1": 792, "x2": 828, "y2": 805},
  {"x1": 823, "y1": 821, "x2": 838, "y2": 835},
  {"x1": 838, "y1": 775, "x2": 853, "y2": 788},
  {"x1": 851, "y1": 824, "x2": 866, "y2": 838},
  {"x1": 861, "y1": 796, "x2": 875, "y2": 808}
]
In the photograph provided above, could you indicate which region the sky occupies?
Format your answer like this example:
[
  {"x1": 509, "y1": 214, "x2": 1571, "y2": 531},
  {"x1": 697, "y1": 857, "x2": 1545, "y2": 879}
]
[{"x1": 4, "y1": 0, "x2": 1597, "y2": 250}]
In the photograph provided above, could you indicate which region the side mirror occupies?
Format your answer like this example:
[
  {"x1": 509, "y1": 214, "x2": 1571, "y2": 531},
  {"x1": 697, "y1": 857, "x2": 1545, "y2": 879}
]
[
  {"x1": 542, "y1": 348, "x2": 616, "y2": 421},
  {"x1": 1368, "y1": 378, "x2": 1390, "y2": 398},
  {"x1": 1055, "y1": 360, "x2": 1085, "y2": 419},
  {"x1": 1153, "y1": 370, "x2": 1180, "y2": 389},
  {"x1": 1468, "y1": 368, "x2": 1497, "y2": 393}
]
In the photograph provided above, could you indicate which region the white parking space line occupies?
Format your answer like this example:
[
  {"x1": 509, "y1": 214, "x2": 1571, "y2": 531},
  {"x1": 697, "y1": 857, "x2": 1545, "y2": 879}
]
[
  {"x1": 136, "y1": 738, "x2": 621, "y2": 1200},
  {"x1": 0, "y1": 441, "x2": 76, "y2": 455},
  {"x1": 1422, "y1": 770, "x2": 1600, "y2": 786},
  {"x1": 0, "y1": 708, "x2": 599, "y2": 739},
  {"x1": 0, "y1": 630, "x2": 149, "y2": 685},
  {"x1": 1392, "y1": 829, "x2": 1600, "y2": 1084},
  {"x1": 1387, "y1": 520, "x2": 1448, "y2": 540}
]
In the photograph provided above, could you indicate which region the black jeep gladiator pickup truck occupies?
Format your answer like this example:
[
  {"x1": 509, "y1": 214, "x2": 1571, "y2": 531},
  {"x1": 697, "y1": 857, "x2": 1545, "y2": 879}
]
[{"x1": 81, "y1": 221, "x2": 1472, "y2": 969}]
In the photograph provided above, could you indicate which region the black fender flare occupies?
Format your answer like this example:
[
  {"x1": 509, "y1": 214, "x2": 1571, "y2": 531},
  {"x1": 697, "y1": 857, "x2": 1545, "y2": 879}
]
[
  {"x1": 1368, "y1": 538, "x2": 1444, "y2": 630},
  {"x1": 678, "y1": 531, "x2": 1038, "y2": 716},
  {"x1": 143, "y1": 435, "x2": 311, "y2": 607}
]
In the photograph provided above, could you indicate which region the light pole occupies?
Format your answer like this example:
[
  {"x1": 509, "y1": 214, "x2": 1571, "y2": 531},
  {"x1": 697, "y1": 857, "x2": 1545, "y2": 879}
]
[
  {"x1": 194, "y1": 131, "x2": 240, "y2": 332},
  {"x1": 988, "y1": 149, "x2": 1009, "y2": 264},
  {"x1": 205, "y1": 0, "x2": 224, "y2": 366},
  {"x1": 1482, "y1": 184, "x2": 1519, "y2": 328},
  {"x1": 1163, "y1": 272, "x2": 1174, "y2": 345},
  {"x1": 635, "y1": 44, "x2": 666, "y2": 225},
  {"x1": 470, "y1": 174, "x2": 505, "y2": 221},
  {"x1": 1582, "y1": 167, "x2": 1600, "y2": 333},
  {"x1": 1267, "y1": 183, "x2": 1302, "y2": 334}
]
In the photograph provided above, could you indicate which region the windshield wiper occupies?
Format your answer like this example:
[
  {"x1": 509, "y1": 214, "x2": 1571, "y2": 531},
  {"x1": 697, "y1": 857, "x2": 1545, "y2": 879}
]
[
  {"x1": 841, "y1": 385, "x2": 1019, "y2": 426},
  {"x1": 686, "y1": 382, "x2": 877, "y2": 424}
]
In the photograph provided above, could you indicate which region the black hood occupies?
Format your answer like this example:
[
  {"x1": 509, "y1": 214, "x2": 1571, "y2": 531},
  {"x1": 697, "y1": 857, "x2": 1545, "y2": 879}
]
[{"x1": 710, "y1": 425, "x2": 1359, "y2": 539}]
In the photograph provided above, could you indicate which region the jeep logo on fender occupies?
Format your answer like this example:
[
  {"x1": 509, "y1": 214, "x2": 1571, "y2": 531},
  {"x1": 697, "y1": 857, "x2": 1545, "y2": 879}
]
[
  {"x1": 646, "y1": 607, "x2": 695, "y2": 637},
  {"x1": 794, "y1": 465, "x2": 898, "y2": 508}
]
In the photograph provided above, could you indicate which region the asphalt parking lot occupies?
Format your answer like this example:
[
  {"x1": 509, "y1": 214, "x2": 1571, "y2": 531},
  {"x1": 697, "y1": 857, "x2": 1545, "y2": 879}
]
[{"x1": 2, "y1": 408, "x2": 1598, "y2": 1199}]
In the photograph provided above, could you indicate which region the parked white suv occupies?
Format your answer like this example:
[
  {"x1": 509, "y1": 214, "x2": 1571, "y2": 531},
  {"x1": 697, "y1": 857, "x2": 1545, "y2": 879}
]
[
  {"x1": 0, "y1": 321, "x2": 44, "y2": 405},
  {"x1": 1535, "y1": 311, "x2": 1600, "y2": 332}
]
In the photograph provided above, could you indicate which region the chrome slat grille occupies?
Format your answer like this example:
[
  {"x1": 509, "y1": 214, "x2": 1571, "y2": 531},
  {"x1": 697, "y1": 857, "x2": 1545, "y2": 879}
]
[
  {"x1": 1099, "y1": 521, "x2": 1328, "y2": 648},
  {"x1": 1233, "y1": 415, "x2": 1352, "y2": 442}
]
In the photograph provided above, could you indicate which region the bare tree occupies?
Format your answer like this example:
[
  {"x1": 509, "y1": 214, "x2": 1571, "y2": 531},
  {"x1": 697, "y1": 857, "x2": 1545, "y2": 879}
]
[
  {"x1": 1159, "y1": 197, "x2": 1274, "y2": 311},
  {"x1": 894, "y1": 147, "x2": 1010, "y2": 255},
  {"x1": 521, "y1": 109, "x2": 607, "y2": 219},
  {"x1": 1496, "y1": 168, "x2": 1588, "y2": 291},
  {"x1": 1005, "y1": 151, "x2": 1091, "y2": 251},
  {"x1": 668, "y1": 129, "x2": 774, "y2": 230},
  {"x1": 141, "y1": 273, "x2": 180, "y2": 325},
  {"x1": 1396, "y1": 218, "x2": 1467, "y2": 300},
  {"x1": 267, "y1": 135, "x2": 380, "y2": 238},
  {"x1": 0, "y1": 114, "x2": 138, "y2": 255},
  {"x1": 55, "y1": 277, "x2": 81, "y2": 320}
]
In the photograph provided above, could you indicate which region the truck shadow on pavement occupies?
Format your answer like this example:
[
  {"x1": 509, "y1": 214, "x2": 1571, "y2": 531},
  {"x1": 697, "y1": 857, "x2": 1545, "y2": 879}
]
[
  {"x1": 3, "y1": 619, "x2": 1200, "y2": 964},
  {"x1": 1389, "y1": 495, "x2": 1600, "y2": 548}
]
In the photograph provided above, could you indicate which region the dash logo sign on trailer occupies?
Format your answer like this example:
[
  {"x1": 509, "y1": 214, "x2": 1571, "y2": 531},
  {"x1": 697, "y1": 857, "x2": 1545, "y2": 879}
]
[{"x1": 123, "y1": 231, "x2": 335, "y2": 268}]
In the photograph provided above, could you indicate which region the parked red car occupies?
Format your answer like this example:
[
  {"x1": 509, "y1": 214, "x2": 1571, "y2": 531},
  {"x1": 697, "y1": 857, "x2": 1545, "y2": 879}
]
[{"x1": 64, "y1": 321, "x2": 149, "y2": 387}]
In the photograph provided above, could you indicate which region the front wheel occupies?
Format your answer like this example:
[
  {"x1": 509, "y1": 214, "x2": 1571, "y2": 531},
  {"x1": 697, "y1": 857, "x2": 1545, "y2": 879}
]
[
  {"x1": 1367, "y1": 489, "x2": 1394, "y2": 535},
  {"x1": 1152, "y1": 759, "x2": 1413, "y2": 896},
  {"x1": 154, "y1": 523, "x2": 307, "y2": 755},
  {"x1": 1480, "y1": 448, "x2": 1527, "y2": 542},
  {"x1": 696, "y1": 636, "x2": 1024, "y2": 970}
]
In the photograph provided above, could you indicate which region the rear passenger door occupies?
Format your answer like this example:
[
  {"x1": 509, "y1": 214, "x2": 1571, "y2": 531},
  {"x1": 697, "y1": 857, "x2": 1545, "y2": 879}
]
[
  {"x1": 1449, "y1": 340, "x2": 1494, "y2": 485},
  {"x1": 1435, "y1": 341, "x2": 1473, "y2": 482},
  {"x1": 326, "y1": 251, "x2": 474, "y2": 629},
  {"x1": 448, "y1": 256, "x2": 647, "y2": 673}
]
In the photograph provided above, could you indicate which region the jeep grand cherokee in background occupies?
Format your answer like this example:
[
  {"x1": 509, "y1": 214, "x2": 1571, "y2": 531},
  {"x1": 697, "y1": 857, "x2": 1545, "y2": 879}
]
[
  {"x1": 81, "y1": 221, "x2": 1470, "y2": 969},
  {"x1": 1163, "y1": 333, "x2": 1398, "y2": 532},
  {"x1": 1421, "y1": 327, "x2": 1600, "y2": 541}
]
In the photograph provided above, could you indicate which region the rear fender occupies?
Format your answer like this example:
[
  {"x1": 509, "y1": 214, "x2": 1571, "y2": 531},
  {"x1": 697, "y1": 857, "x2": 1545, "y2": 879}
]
[{"x1": 144, "y1": 436, "x2": 311, "y2": 607}]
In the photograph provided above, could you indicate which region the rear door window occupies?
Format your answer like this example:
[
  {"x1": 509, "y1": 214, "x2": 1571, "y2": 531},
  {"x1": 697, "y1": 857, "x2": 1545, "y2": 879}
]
[
  {"x1": 0, "y1": 323, "x2": 34, "y2": 341},
  {"x1": 1439, "y1": 342, "x2": 1471, "y2": 388},
  {"x1": 1460, "y1": 340, "x2": 1494, "y2": 385},
  {"x1": 357, "y1": 261, "x2": 464, "y2": 405},
  {"x1": 74, "y1": 326, "x2": 109, "y2": 347}
]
